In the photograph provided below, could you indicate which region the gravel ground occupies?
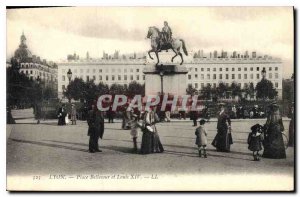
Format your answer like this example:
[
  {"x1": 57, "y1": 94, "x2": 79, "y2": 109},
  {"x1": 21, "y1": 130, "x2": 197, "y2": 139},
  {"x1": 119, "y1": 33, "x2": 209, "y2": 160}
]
[{"x1": 7, "y1": 118, "x2": 294, "y2": 177}]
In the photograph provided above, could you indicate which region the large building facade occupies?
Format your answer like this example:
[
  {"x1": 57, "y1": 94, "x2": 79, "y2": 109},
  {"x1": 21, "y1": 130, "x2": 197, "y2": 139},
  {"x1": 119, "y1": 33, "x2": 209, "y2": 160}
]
[
  {"x1": 185, "y1": 57, "x2": 283, "y2": 99},
  {"x1": 12, "y1": 33, "x2": 58, "y2": 88},
  {"x1": 57, "y1": 58, "x2": 147, "y2": 98},
  {"x1": 57, "y1": 52, "x2": 283, "y2": 99}
]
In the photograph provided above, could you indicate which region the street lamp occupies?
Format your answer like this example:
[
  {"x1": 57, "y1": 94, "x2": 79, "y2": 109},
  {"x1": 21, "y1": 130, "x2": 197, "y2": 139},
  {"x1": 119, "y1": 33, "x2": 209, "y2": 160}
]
[
  {"x1": 36, "y1": 76, "x2": 43, "y2": 124},
  {"x1": 261, "y1": 67, "x2": 267, "y2": 113},
  {"x1": 159, "y1": 70, "x2": 164, "y2": 96},
  {"x1": 67, "y1": 69, "x2": 72, "y2": 103}
]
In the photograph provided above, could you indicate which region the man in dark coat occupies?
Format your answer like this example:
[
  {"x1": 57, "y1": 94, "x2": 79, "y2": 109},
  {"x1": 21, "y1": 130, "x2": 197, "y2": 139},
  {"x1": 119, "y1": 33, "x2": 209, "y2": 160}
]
[
  {"x1": 107, "y1": 106, "x2": 115, "y2": 123},
  {"x1": 190, "y1": 110, "x2": 198, "y2": 127},
  {"x1": 87, "y1": 104, "x2": 105, "y2": 153}
]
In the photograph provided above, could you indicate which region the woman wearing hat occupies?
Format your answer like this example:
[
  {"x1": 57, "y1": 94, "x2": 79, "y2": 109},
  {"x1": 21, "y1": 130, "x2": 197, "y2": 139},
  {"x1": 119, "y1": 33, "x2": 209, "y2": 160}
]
[
  {"x1": 262, "y1": 102, "x2": 286, "y2": 159},
  {"x1": 141, "y1": 107, "x2": 164, "y2": 154},
  {"x1": 288, "y1": 103, "x2": 294, "y2": 147},
  {"x1": 212, "y1": 103, "x2": 233, "y2": 152}
]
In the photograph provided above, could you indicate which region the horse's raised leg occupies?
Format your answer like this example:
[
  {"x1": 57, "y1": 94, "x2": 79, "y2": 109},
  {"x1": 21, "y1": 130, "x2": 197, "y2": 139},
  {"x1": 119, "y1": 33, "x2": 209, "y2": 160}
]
[
  {"x1": 171, "y1": 48, "x2": 177, "y2": 62},
  {"x1": 148, "y1": 49, "x2": 154, "y2": 60},
  {"x1": 178, "y1": 51, "x2": 183, "y2": 65},
  {"x1": 155, "y1": 51, "x2": 160, "y2": 66}
]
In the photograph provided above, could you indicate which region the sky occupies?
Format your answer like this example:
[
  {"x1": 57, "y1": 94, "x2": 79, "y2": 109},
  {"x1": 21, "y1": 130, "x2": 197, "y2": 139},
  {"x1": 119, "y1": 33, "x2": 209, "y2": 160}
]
[{"x1": 6, "y1": 7, "x2": 294, "y2": 78}]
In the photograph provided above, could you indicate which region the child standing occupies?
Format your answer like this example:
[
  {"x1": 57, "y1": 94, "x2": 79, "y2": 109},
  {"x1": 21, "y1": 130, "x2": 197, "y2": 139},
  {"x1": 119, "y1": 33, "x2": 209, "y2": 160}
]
[
  {"x1": 130, "y1": 114, "x2": 139, "y2": 153},
  {"x1": 195, "y1": 119, "x2": 208, "y2": 158},
  {"x1": 247, "y1": 124, "x2": 264, "y2": 161}
]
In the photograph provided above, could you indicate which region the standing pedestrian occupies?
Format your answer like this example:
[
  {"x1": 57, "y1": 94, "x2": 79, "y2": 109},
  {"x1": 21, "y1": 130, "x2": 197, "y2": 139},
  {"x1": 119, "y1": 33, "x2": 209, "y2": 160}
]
[
  {"x1": 195, "y1": 119, "x2": 208, "y2": 158},
  {"x1": 262, "y1": 102, "x2": 286, "y2": 159},
  {"x1": 212, "y1": 103, "x2": 233, "y2": 152},
  {"x1": 141, "y1": 107, "x2": 164, "y2": 154},
  {"x1": 232, "y1": 105, "x2": 237, "y2": 119},
  {"x1": 153, "y1": 106, "x2": 164, "y2": 153},
  {"x1": 140, "y1": 109, "x2": 154, "y2": 154},
  {"x1": 87, "y1": 104, "x2": 105, "y2": 153},
  {"x1": 248, "y1": 124, "x2": 264, "y2": 161},
  {"x1": 165, "y1": 103, "x2": 171, "y2": 122},
  {"x1": 57, "y1": 104, "x2": 66, "y2": 126},
  {"x1": 71, "y1": 104, "x2": 77, "y2": 125},
  {"x1": 190, "y1": 110, "x2": 198, "y2": 127},
  {"x1": 107, "y1": 106, "x2": 115, "y2": 123},
  {"x1": 288, "y1": 103, "x2": 294, "y2": 147},
  {"x1": 129, "y1": 114, "x2": 139, "y2": 153}
]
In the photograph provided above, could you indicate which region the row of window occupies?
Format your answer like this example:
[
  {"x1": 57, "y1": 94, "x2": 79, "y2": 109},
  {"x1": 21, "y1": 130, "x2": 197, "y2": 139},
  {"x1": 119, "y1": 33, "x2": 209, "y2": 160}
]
[
  {"x1": 189, "y1": 66, "x2": 279, "y2": 72},
  {"x1": 62, "y1": 75, "x2": 146, "y2": 82},
  {"x1": 188, "y1": 73, "x2": 279, "y2": 80},
  {"x1": 21, "y1": 63, "x2": 53, "y2": 71},
  {"x1": 21, "y1": 70, "x2": 55, "y2": 78},
  {"x1": 190, "y1": 82, "x2": 279, "y2": 89},
  {"x1": 62, "y1": 66, "x2": 279, "y2": 74},
  {"x1": 62, "y1": 68, "x2": 140, "y2": 74}
]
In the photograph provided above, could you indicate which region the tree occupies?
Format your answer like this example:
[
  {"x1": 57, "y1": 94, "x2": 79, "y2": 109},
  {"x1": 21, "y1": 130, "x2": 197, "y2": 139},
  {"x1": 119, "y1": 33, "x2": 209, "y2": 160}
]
[
  {"x1": 128, "y1": 81, "x2": 145, "y2": 97},
  {"x1": 186, "y1": 84, "x2": 197, "y2": 95},
  {"x1": 110, "y1": 83, "x2": 127, "y2": 95},
  {"x1": 216, "y1": 82, "x2": 227, "y2": 98},
  {"x1": 230, "y1": 82, "x2": 242, "y2": 99},
  {"x1": 43, "y1": 86, "x2": 58, "y2": 100},
  {"x1": 97, "y1": 82, "x2": 109, "y2": 96},
  {"x1": 64, "y1": 78, "x2": 86, "y2": 101},
  {"x1": 84, "y1": 80, "x2": 99, "y2": 104},
  {"x1": 201, "y1": 84, "x2": 212, "y2": 100},
  {"x1": 7, "y1": 66, "x2": 42, "y2": 108},
  {"x1": 255, "y1": 79, "x2": 278, "y2": 100}
]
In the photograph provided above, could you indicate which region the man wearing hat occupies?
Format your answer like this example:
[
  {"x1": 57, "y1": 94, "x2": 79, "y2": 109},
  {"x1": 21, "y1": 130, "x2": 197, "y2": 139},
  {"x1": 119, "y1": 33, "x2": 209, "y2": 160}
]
[
  {"x1": 162, "y1": 21, "x2": 172, "y2": 45},
  {"x1": 87, "y1": 104, "x2": 105, "y2": 153},
  {"x1": 71, "y1": 104, "x2": 77, "y2": 125}
]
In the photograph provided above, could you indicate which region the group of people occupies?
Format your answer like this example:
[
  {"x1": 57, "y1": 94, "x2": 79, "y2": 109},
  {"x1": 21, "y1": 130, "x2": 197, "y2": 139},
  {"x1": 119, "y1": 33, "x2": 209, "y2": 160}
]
[
  {"x1": 122, "y1": 106, "x2": 164, "y2": 154},
  {"x1": 57, "y1": 104, "x2": 77, "y2": 126},
  {"x1": 230, "y1": 105, "x2": 265, "y2": 119},
  {"x1": 84, "y1": 100, "x2": 291, "y2": 161},
  {"x1": 87, "y1": 104, "x2": 164, "y2": 154},
  {"x1": 194, "y1": 102, "x2": 289, "y2": 160}
]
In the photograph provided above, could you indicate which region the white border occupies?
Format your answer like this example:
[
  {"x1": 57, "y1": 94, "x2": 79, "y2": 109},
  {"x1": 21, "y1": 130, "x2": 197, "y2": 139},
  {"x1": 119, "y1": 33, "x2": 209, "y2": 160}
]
[{"x1": 1, "y1": 0, "x2": 298, "y2": 196}]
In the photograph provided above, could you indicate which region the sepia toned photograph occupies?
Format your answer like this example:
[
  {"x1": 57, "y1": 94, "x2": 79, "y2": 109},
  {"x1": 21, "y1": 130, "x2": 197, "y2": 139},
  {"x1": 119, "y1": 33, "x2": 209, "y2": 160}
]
[{"x1": 6, "y1": 6, "x2": 294, "y2": 191}]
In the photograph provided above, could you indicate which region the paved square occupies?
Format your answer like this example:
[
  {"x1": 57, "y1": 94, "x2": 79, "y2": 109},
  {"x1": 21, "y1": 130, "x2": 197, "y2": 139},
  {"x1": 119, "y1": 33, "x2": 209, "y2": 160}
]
[{"x1": 6, "y1": 109, "x2": 294, "y2": 190}]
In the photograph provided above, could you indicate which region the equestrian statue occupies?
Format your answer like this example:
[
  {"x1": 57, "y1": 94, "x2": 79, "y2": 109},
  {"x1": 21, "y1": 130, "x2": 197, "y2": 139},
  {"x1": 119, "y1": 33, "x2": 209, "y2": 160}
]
[{"x1": 147, "y1": 21, "x2": 188, "y2": 65}]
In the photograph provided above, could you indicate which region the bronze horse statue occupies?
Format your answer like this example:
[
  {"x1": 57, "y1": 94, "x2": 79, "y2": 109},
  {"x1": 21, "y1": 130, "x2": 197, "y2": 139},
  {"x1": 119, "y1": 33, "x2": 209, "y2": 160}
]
[{"x1": 147, "y1": 26, "x2": 188, "y2": 65}]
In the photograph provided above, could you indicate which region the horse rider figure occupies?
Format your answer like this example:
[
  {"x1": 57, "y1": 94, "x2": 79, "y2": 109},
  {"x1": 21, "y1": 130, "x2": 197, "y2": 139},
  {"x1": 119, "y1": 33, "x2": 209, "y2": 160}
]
[{"x1": 162, "y1": 21, "x2": 172, "y2": 46}]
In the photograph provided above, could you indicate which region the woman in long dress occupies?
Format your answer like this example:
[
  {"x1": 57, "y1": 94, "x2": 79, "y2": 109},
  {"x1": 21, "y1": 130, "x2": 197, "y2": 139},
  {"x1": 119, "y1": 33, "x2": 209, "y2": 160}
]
[
  {"x1": 57, "y1": 104, "x2": 66, "y2": 126},
  {"x1": 288, "y1": 104, "x2": 294, "y2": 147},
  {"x1": 212, "y1": 104, "x2": 233, "y2": 152},
  {"x1": 152, "y1": 107, "x2": 164, "y2": 153},
  {"x1": 140, "y1": 108, "x2": 164, "y2": 154},
  {"x1": 262, "y1": 103, "x2": 286, "y2": 159}
]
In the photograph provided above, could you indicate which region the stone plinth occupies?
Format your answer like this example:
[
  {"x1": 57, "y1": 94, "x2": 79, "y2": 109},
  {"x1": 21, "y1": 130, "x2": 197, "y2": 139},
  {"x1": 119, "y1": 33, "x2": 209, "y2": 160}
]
[{"x1": 143, "y1": 65, "x2": 188, "y2": 96}]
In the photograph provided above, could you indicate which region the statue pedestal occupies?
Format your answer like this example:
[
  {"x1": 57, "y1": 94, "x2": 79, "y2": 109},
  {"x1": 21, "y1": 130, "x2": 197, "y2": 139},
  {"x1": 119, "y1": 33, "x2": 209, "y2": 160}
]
[{"x1": 143, "y1": 65, "x2": 188, "y2": 96}]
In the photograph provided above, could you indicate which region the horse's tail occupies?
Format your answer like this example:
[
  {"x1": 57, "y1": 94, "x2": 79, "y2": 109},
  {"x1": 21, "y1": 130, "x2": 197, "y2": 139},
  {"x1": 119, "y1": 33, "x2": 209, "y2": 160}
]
[{"x1": 180, "y1": 39, "x2": 188, "y2": 56}]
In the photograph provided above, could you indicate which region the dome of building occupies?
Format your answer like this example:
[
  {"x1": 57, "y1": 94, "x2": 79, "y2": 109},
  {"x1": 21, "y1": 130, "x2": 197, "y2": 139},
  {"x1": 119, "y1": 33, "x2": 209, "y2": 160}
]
[
  {"x1": 14, "y1": 32, "x2": 32, "y2": 60},
  {"x1": 14, "y1": 47, "x2": 32, "y2": 60}
]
